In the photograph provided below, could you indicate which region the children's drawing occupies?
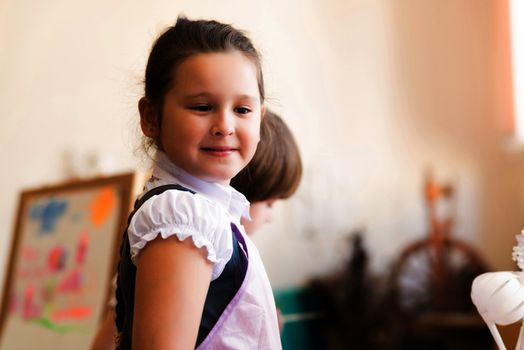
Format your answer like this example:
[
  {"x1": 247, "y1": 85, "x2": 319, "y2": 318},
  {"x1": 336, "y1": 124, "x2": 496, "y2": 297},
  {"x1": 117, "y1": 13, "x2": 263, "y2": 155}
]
[{"x1": 0, "y1": 173, "x2": 135, "y2": 350}]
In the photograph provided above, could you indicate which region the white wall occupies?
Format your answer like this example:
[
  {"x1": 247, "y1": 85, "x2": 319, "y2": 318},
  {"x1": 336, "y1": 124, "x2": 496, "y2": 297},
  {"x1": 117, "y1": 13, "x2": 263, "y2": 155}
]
[
  {"x1": 253, "y1": 0, "x2": 524, "y2": 286},
  {"x1": 1, "y1": 0, "x2": 523, "y2": 295}
]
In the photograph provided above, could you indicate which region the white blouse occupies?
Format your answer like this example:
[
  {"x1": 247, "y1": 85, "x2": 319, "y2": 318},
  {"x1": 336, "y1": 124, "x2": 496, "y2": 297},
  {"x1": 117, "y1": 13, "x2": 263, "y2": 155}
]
[{"x1": 127, "y1": 151, "x2": 251, "y2": 281}]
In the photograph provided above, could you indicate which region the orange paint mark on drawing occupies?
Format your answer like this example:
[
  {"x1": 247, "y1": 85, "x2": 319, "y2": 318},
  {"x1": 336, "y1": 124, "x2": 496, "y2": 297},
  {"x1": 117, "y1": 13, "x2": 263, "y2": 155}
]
[
  {"x1": 51, "y1": 306, "x2": 92, "y2": 321},
  {"x1": 90, "y1": 186, "x2": 116, "y2": 228}
]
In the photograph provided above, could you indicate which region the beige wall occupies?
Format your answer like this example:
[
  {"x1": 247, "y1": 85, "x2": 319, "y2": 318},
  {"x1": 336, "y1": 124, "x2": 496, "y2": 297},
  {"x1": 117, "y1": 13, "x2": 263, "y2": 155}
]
[{"x1": 1, "y1": 0, "x2": 523, "y2": 296}]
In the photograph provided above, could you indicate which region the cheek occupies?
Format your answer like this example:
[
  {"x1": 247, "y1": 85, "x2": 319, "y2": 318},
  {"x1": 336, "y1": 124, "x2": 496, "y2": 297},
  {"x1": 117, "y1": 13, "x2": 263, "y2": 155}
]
[
  {"x1": 240, "y1": 122, "x2": 261, "y2": 155},
  {"x1": 264, "y1": 207, "x2": 274, "y2": 222},
  {"x1": 253, "y1": 123, "x2": 261, "y2": 143},
  {"x1": 166, "y1": 121, "x2": 200, "y2": 147}
]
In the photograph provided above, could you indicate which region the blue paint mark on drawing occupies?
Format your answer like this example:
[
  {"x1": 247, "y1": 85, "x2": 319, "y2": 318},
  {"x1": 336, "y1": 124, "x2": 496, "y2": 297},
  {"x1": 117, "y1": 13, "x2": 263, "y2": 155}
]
[{"x1": 29, "y1": 199, "x2": 68, "y2": 234}]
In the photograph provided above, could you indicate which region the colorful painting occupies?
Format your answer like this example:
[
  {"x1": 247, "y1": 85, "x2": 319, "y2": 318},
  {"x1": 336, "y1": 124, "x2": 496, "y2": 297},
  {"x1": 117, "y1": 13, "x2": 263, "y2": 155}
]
[{"x1": 0, "y1": 173, "x2": 135, "y2": 350}]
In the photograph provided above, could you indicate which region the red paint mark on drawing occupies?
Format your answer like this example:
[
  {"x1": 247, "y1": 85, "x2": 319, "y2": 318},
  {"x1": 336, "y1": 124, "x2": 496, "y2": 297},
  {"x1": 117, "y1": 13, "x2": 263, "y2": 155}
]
[
  {"x1": 47, "y1": 246, "x2": 66, "y2": 272},
  {"x1": 17, "y1": 266, "x2": 47, "y2": 279},
  {"x1": 75, "y1": 231, "x2": 89, "y2": 265},
  {"x1": 23, "y1": 285, "x2": 42, "y2": 320},
  {"x1": 51, "y1": 306, "x2": 92, "y2": 321},
  {"x1": 22, "y1": 246, "x2": 37, "y2": 261},
  {"x1": 57, "y1": 269, "x2": 82, "y2": 292},
  {"x1": 90, "y1": 187, "x2": 116, "y2": 228},
  {"x1": 23, "y1": 285, "x2": 34, "y2": 319}
]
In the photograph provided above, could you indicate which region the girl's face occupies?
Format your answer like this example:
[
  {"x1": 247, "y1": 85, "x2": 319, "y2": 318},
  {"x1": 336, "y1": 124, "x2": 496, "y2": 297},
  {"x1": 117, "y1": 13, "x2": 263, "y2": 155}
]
[
  {"x1": 241, "y1": 199, "x2": 278, "y2": 235},
  {"x1": 145, "y1": 51, "x2": 263, "y2": 184}
]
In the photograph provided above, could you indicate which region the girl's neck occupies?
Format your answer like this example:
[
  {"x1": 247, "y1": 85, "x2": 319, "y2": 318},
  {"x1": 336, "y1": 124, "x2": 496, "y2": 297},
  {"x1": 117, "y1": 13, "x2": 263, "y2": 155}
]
[
  {"x1": 155, "y1": 151, "x2": 231, "y2": 186},
  {"x1": 150, "y1": 152, "x2": 250, "y2": 221}
]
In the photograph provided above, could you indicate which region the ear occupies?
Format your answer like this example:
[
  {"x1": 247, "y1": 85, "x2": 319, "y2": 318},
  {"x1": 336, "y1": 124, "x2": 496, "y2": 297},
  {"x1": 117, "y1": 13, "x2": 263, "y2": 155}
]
[
  {"x1": 260, "y1": 105, "x2": 267, "y2": 121},
  {"x1": 256, "y1": 105, "x2": 267, "y2": 144},
  {"x1": 139, "y1": 97, "x2": 160, "y2": 138}
]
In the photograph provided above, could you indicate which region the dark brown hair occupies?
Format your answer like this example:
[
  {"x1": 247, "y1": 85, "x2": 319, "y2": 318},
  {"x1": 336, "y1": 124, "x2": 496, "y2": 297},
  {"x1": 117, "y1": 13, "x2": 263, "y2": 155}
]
[
  {"x1": 118, "y1": 19, "x2": 265, "y2": 348},
  {"x1": 142, "y1": 16, "x2": 265, "y2": 153},
  {"x1": 230, "y1": 110, "x2": 302, "y2": 202}
]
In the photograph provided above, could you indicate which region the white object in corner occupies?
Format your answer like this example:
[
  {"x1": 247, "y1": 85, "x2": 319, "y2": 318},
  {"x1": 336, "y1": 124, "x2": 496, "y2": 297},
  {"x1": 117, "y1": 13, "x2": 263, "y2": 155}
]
[{"x1": 471, "y1": 229, "x2": 524, "y2": 350}]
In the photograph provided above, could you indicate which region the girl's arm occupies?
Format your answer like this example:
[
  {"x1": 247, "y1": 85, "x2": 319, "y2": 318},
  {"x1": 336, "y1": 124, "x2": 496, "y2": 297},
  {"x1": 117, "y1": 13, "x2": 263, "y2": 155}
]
[
  {"x1": 90, "y1": 310, "x2": 116, "y2": 350},
  {"x1": 133, "y1": 236, "x2": 213, "y2": 350}
]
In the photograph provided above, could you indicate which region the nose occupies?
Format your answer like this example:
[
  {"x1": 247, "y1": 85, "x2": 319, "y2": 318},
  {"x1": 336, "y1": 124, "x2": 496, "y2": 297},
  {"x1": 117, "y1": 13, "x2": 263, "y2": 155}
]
[{"x1": 211, "y1": 110, "x2": 234, "y2": 136}]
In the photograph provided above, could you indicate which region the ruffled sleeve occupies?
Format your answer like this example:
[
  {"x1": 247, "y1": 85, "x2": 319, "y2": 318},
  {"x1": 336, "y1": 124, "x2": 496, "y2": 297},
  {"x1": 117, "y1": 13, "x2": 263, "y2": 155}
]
[{"x1": 127, "y1": 190, "x2": 234, "y2": 281}]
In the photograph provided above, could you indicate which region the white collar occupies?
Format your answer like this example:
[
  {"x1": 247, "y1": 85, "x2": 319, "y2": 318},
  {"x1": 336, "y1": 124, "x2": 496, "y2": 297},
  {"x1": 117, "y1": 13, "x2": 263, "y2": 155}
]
[{"x1": 146, "y1": 151, "x2": 251, "y2": 221}]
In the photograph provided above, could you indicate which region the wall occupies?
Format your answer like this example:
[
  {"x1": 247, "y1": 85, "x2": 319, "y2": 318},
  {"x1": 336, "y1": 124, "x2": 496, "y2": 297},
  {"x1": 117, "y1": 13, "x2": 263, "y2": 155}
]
[
  {"x1": 1, "y1": 0, "x2": 523, "y2": 294},
  {"x1": 253, "y1": 0, "x2": 524, "y2": 287}
]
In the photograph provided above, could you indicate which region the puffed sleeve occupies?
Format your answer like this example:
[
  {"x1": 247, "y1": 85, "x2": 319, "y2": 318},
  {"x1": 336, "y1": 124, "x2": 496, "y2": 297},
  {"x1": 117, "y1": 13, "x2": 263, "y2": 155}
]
[{"x1": 127, "y1": 190, "x2": 233, "y2": 281}]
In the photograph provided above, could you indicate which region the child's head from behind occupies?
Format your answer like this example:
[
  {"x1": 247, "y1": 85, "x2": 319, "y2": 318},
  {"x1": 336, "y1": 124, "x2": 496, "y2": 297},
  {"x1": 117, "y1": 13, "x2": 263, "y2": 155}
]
[
  {"x1": 231, "y1": 110, "x2": 302, "y2": 234},
  {"x1": 139, "y1": 16, "x2": 265, "y2": 184}
]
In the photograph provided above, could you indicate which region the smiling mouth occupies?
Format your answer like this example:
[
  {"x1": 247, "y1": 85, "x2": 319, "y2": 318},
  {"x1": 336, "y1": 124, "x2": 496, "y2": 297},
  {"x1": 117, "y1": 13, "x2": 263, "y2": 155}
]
[{"x1": 201, "y1": 147, "x2": 238, "y2": 157}]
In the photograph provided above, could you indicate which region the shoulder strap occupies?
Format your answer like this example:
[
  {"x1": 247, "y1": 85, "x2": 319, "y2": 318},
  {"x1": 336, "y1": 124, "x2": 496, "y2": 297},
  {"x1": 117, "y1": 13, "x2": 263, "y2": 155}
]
[{"x1": 114, "y1": 183, "x2": 195, "y2": 350}]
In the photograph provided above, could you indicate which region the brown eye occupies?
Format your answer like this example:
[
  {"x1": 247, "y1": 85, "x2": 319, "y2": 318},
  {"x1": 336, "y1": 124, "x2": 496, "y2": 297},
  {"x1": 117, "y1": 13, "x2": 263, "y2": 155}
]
[
  {"x1": 189, "y1": 105, "x2": 212, "y2": 112},
  {"x1": 234, "y1": 107, "x2": 251, "y2": 114}
]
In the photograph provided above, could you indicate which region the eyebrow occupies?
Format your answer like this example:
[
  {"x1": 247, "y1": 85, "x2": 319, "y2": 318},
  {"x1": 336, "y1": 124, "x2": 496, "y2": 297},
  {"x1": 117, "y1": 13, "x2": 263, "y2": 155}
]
[
  {"x1": 182, "y1": 92, "x2": 211, "y2": 99},
  {"x1": 182, "y1": 92, "x2": 259, "y2": 101}
]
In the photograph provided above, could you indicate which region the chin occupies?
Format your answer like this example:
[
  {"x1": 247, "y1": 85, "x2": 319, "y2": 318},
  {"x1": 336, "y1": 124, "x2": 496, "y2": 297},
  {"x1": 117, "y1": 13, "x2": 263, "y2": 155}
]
[
  {"x1": 207, "y1": 170, "x2": 241, "y2": 184},
  {"x1": 200, "y1": 174, "x2": 232, "y2": 185}
]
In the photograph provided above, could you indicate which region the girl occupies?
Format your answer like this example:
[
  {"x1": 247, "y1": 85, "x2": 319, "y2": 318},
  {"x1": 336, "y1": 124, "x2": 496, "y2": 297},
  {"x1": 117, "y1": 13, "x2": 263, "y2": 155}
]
[
  {"x1": 90, "y1": 110, "x2": 302, "y2": 350},
  {"x1": 115, "y1": 17, "x2": 280, "y2": 349},
  {"x1": 233, "y1": 110, "x2": 302, "y2": 235}
]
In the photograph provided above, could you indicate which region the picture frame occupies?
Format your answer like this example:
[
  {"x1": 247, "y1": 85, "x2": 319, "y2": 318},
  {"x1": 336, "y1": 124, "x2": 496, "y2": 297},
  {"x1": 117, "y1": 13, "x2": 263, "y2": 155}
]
[{"x1": 0, "y1": 173, "x2": 137, "y2": 349}]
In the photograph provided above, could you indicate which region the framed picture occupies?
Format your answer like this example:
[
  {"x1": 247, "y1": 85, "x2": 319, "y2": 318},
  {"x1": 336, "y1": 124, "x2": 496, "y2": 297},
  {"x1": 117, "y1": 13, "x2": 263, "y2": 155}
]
[{"x1": 0, "y1": 173, "x2": 137, "y2": 350}]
